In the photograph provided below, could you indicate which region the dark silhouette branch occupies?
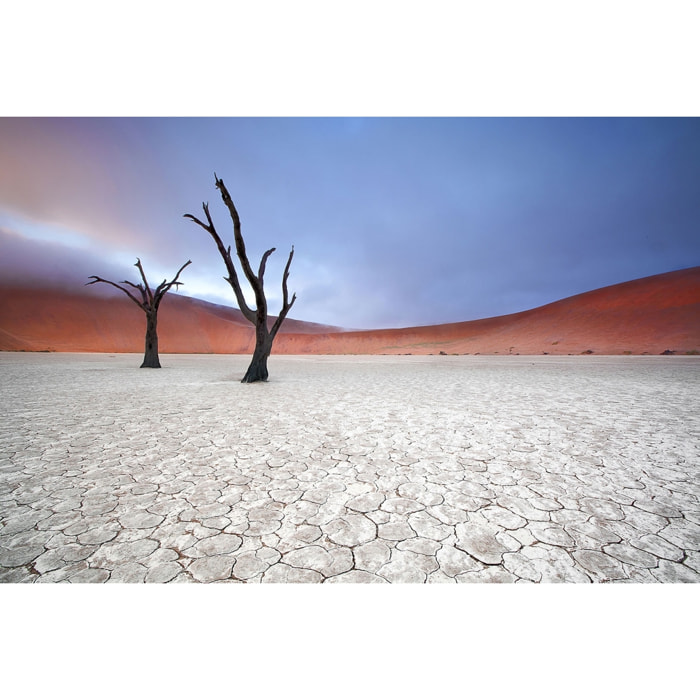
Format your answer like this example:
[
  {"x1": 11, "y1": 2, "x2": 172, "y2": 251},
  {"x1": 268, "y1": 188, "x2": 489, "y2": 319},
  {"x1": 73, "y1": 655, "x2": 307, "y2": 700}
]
[
  {"x1": 154, "y1": 258, "x2": 191, "y2": 308},
  {"x1": 184, "y1": 204, "x2": 256, "y2": 324},
  {"x1": 119, "y1": 279, "x2": 148, "y2": 309},
  {"x1": 213, "y1": 174, "x2": 258, "y2": 290},
  {"x1": 270, "y1": 246, "x2": 297, "y2": 338},
  {"x1": 86, "y1": 276, "x2": 145, "y2": 309},
  {"x1": 258, "y1": 247, "x2": 276, "y2": 286},
  {"x1": 134, "y1": 258, "x2": 154, "y2": 307}
]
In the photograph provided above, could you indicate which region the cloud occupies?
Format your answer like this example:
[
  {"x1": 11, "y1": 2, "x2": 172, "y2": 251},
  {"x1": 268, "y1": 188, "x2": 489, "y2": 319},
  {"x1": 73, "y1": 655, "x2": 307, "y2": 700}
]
[
  {"x1": 0, "y1": 118, "x2": 209, "y2": 267},
  {"x1": 0, "y1": 227, "x2": 130, "y2": 291},
  {"x1": 0, "y1": 226, "x2": 200, "y2": 303}
]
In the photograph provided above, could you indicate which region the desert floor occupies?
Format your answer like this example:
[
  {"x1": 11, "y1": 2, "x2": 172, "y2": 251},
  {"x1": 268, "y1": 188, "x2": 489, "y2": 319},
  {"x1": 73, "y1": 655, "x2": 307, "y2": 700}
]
[{"x1": 1, "y1": 352, "x2": 699, "y2": 583}]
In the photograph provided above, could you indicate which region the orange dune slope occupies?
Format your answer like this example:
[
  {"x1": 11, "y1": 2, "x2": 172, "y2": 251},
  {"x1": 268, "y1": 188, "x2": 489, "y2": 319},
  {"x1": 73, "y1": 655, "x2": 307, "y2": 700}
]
[
  {"x1": 1, "y1": 267, "x2": 698, "y2": 355},
  {"x1": 299, "y1": 267, "x2": 700, "y2": 356},
  {"x1": 0, "y1": 286, "x2": 342, "y2": 354}
]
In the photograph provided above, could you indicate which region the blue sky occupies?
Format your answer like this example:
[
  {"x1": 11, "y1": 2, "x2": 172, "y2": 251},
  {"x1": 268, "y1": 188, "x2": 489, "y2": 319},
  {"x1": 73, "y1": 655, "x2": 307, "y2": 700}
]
[{"x1": 1, "y1": 117, "x2": 699, "y2": 328}]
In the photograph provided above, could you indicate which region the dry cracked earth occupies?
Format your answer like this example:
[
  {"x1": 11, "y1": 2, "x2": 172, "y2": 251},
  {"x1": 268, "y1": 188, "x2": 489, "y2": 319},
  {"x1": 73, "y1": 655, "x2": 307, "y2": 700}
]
[{"x1": 1, "y1": 353, "x2": 699, "y2": 583}]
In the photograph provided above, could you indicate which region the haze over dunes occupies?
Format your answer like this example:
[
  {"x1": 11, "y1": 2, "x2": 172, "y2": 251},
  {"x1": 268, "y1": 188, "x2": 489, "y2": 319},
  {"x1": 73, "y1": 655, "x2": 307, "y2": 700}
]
[{"x1": 1, "y1": 267, "x2": 698, "y2": 356}]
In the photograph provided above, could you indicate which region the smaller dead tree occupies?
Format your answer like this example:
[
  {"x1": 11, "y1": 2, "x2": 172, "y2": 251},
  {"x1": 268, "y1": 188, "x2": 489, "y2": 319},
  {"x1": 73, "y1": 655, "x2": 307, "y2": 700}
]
[
  {"x1": 185, "y1": 174, "x2": 296, "y2": 383},
  {"x1": 87, "y1": 258, "x2": 191, "y2": 368}
]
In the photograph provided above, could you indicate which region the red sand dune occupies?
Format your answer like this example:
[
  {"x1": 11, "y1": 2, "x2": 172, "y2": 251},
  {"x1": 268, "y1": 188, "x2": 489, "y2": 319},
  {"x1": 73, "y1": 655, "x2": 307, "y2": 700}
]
[{"x1": 1, "y1": 267, "x2": 699, "y2": 355}]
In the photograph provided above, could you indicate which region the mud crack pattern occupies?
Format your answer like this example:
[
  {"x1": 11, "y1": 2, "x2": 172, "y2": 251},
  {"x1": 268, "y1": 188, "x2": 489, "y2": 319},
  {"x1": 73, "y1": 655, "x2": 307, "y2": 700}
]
[{"x1": 1, "y1": 353, "x2": 698, "y2": 583}]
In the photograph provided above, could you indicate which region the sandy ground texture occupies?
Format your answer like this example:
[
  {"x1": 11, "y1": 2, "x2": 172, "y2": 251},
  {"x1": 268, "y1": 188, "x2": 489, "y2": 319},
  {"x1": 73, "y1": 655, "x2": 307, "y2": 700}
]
[{"x1": 1, "y1": 352, "x2": 699, "y2": 583}]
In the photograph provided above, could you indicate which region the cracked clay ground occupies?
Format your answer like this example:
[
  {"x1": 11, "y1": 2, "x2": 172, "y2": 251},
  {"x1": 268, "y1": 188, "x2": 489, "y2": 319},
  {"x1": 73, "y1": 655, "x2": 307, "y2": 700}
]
[{"x1": 1, "y1": 353, "x2": 699, "y2": 583}]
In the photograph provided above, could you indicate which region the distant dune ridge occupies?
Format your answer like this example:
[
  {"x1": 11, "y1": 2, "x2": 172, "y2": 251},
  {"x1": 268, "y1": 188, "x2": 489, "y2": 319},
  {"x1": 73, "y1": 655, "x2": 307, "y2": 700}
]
[{"x1": 1, "y1": 267, "x2": 699, "y2": 355}]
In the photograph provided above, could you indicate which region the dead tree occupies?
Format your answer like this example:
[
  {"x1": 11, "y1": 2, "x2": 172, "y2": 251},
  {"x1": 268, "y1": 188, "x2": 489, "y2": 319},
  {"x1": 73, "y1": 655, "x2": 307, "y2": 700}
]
[
  {"x1": 87, "y1": 258, "x2": 191, "y2": 368},
  {"x1": 185, "y1": 174, "x2": 296, "y2": 383}
]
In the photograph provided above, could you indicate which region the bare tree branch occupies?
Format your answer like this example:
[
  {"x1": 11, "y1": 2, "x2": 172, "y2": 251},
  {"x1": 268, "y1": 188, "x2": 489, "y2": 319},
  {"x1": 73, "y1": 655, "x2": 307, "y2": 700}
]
[
  {"x1": 134, "y1": 258, "x2": 154, "y2": 307},
  {"x1": 86, "y1": 276, "x2": 145, "y2": 309},
  {"x1": 184, "y1": 207, "x2": 256, "y2": 324},
  {"x1": 258, "y1": 247, "x2": 276, "y2": 284},
  {"x1": 270, "y1": 246, "x2": 297, "y2": 338},
  {"x1": 214, "y1": 176, "x2": 265, "y2": 300},
  {"x1": 214, "y1": 177, "x2": 249, "y2": 273},
  {"x1": 120, "y1": 279, "x2": 149, "y2": 306},
  {"x1": 154, "y1": 259, "x2": 192, "y2": 307}
]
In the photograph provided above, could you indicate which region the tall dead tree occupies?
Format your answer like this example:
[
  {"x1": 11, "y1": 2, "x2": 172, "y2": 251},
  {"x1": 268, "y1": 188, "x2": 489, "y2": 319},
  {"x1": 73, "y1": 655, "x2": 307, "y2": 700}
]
[
  {"x1": 87, "y1": 258, "x2": 191, "y2": 368},
  {"x1": 185, "y1": 174, "x2": 296, "y2": 383}
]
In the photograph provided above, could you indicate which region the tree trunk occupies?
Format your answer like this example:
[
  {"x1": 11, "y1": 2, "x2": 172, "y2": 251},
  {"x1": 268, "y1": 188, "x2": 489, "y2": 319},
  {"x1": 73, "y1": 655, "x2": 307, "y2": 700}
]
[
  {"x1": 141, "y1": 313, "x2": 161, "y2": 368},
  {"x1": 241, "y1": 330, "x2": 272, "y2": 383}
]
